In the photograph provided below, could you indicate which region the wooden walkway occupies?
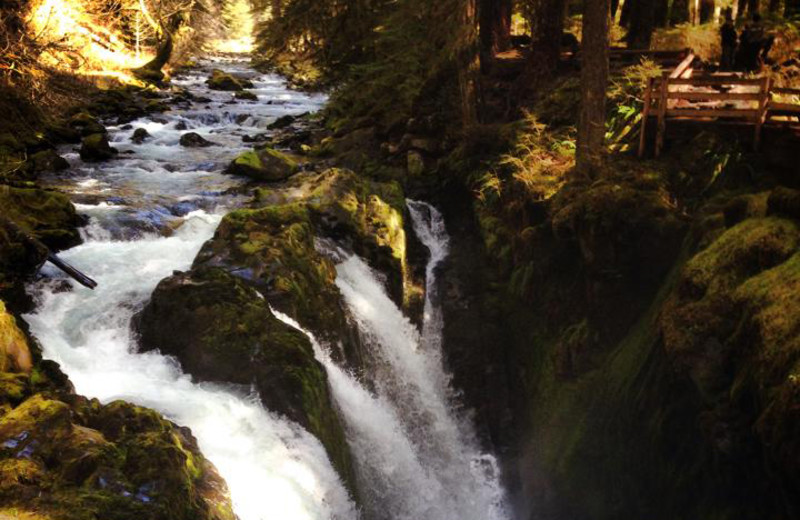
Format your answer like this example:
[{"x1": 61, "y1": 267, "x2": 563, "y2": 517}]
[{"x1": 638, "y1": 53, "x2": 800, "y2": 157}]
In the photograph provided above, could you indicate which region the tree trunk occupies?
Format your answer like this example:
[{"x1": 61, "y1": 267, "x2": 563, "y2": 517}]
[
  {"x1": 747, "y1": 0, "x2": 761, "y2": 14},
  {"x1": 577, "y1": 0, "x2": 610, "y2": 175},
  {"x1": 524, "y1": 0, "x2": 566, "y2": 78},
  {"x1": 627, "y1": 0, "x2": 656, "y2": 48},
  {"x1": 611, "y1": 0, "x2": 621, "y2": 18},
  {"x1": 671, "y1": 0, "x2": 691, "y2": 23},
  {"x1": 699, "y1": 0, "x2": 715, "y2": 21},
  {"x1": 768, "y1": 0, "x2": 782, "y2": 13},
  {"x1": 655, "y1": 0, "x2": 671, "y2": 26},
  {"x1": 479, "y1": 0, "x2": 513, "y2": 57},
  {"x1": 459, "y1": 0, "x2": 482, "y2": 127}
]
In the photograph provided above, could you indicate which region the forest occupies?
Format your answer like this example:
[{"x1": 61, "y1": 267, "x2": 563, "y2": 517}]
[{"x1": 1, "y1": 0, "x2": 800, "y2": 519}]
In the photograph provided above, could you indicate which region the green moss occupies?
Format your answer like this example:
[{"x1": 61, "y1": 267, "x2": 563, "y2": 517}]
[
  {"x1": 0, "y1": 185, "x2": 82, "y2": 250},
  {"x1": 0, "y1": 391, "x2": 235, "y2": 520},
  {"x1": 662, "y1": 217, "x2": 800, "y2": 360},
  {"x1": 135, "y1": 267, "x2": 358, "y2": 498}
]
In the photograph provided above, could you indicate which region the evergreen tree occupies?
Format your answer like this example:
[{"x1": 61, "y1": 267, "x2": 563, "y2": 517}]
[{"x1": 577, "y1": 0, "x2": 610, "y2": 174}]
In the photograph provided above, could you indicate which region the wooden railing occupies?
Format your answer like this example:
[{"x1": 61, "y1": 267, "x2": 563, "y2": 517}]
[{"x1": 639, "y1": 74, "x2": 774, "y2": 157}]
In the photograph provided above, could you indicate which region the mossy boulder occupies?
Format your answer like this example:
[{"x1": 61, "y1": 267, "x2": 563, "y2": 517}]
[
  {"x1": 0, "y1": 302, "x2": 32, "y2": 373},
  {"x1": 179, "y1": 133, "x2": 215, "y2": 148},
  {"x1": 68, "y1": 113, "x2": 106, "y2": 137},
  {"x1": 29, "y1": 150, "x2": 69, "y2": 174},
  {"x1": 234, "y1": 91, "x2": 258, "y2": 101},
  {"x1": 79, "y1": 134, "x2": 118, "y2": 163},
  {"x1": 205, "y1": 69, "x2": 253, "y2": 91},
  {"x1": 300, "y1": 168, "x2": 410, "y2": 307},
  {"x1": 193, "y1": 203, "x2": 348, "y2": 349},
  {"x1": 224, "y1": 147, "x2": 300, "y2": 182},
  {"x1": 0, "y1": 392, "x2": 235, "y2": 520},
  {"x1": 0, "y1": 184, "x2": 82, "y2": 308},
  {"x1": 134, "y1": 267, "x2": 357, "y2": 497},
  {"x1": 0, "y1": 184, "x2": 83, "y2": 251}
]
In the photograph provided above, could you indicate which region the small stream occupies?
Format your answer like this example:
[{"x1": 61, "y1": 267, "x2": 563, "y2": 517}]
[{"x1": 23, "y1": 58, "x2": 510, "y2": 520}]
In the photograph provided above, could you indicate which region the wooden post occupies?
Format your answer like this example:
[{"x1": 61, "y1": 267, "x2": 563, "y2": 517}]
[
  {"x1": 755, "y1": 76, "x2": 770, "y2": 150},
  {"x1": 656, "y1": 74, "x2": 669, "y2": 157},
  {"x1": 639, "y1": 77, "x2": 654, "y2": 157}
]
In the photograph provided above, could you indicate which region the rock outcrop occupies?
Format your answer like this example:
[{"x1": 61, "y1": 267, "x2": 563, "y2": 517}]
[
  {"x1": 134, "y1": 267, "x2": 357, "y2": 496},
  {"x1": 0, "y1": 301, "x2": 236, "y2": 520},
  {"x1": 80, "y1": 133, "x2": 118, "y2": 162},
  {"x1": 224, "y1": 147, "x2": 299, "y2": 182},
  {"x1": 206, "y1": 69, "x2": 254, "y2": 91}
]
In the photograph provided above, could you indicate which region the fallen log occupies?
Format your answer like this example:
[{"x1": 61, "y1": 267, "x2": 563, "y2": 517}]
[
  {"x1": 1, "y1": 216, "x2": 98, "y2": 290},
  {"x1": 46, "y1": 253, "x2": 98, "y2": 290}
]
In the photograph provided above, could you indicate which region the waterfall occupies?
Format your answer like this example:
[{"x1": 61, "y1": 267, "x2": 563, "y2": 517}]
[
  {"x1": 276, "y1": 201, "x2": 510, "y2": 520},
  {"x1": 23, "y1": 59, "x2": 356, "y2": 520},
  {"x1": 21, "y1": 56, "x2": 511, "y2": 520}
]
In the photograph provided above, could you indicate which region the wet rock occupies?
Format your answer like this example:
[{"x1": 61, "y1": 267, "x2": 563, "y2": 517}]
[
  {"x1": 179, "y1": 132, "x2": 215, "y2": 148},
  {"x1": 235, "y1": 91, "x2": 258, "y2": 101},
  {"x1": 0, "y1": 184, "x2": 83, "y2": 251},
  {"x1": 29, "y1": 150, "x2": 69, "y2": 173},
  {"x1": 68, "y1": 112, "x2": 106, "y2": 137},
  {"x1": 174, "y1": 121, "x2": 188, "y2": 131},
  {"x1": 0, "y1": 392, "x2": 236, "y2": 520},
  {"x1": 268, "y1": 115, "x2": 295, "y2": 130},
  {"x1": 79, "y1": 133, "x2": 118, "y2": 162},
  {"x1": 131, "y1": 128, "x2": 152, "y2": 144},
  {"x1": 0, "y1": 301, "x2": 32, "y2": 373},
  {"x1": 242, "y1": 133, "x2": 270, "y2": 144},
  {"x1": 134, "y1": 267, "x2": 357, "y2": 495},
  {"x1": 224, "y1": 147, "x2": 299, "y2": 181},
  {"x1": 206, "y1": 69, "x2": 253, "y2": 91}
]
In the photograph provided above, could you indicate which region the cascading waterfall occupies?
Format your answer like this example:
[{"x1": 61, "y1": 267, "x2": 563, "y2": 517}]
[
  {"x1": 24, "y1": 59, "x2": 356, "y2": 520},
  {"x1": 276, "y1": 201, "x2": 510, "y2": 520},
  {"x1": 21, "y1": 56, "x2": 511, "y2": 520}
]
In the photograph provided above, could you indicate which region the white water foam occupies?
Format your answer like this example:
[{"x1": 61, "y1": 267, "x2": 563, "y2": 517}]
[{"x1": 276, "y1": 201, "x2": 510, "y2": 520}]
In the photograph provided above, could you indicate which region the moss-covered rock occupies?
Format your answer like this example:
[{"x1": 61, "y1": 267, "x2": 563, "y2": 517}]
[
  {"x1": 193, "y1": 202, "x2": 347, "y2": 348},
  {"x1": 79, "y1": 134, "x2": 117, "y2": 163},
  {"x1": 0, "y1": 184, "x2": 83, "y2": 251},
  {"x1": 0, "y1": 392, "x2": 235, "y2": 520},
  {"x1": 134, "y1": 267, "x2": 357, "y2": 497},
  {"x1": 0, "y1": 303, "x2": 234, "y2": 520},
  {"x1": 224, "y1": 147, "x2": 300, "y2": 181},
  {"x1": 234, "y1": 91, "x2": 258, "y2": 101},
  {"x1": 0, "y1": 302, "x2": 32, "y2": 373},
  {"x1": 205, "y1": 69, "x2": 253, "y2": 91},
  {"x1": 28, "y1": 150, "x2": 69, "y2": 175},
  {"x1": 68, "y1": 112, "x2": 106, "y2": 137}
]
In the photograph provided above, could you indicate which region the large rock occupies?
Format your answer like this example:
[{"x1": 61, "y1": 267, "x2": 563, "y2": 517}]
[
  {"x1": 0, "y1": 308, "x2": 234, "y2": 520},
  {"x1": 134, "y1": 267, "x2": 357, "y2": 495},
  {"x1": 0, "y1": 184, "x2": 83, "y2": 251},
  {"x1": 68, "y1": 112, "x2": 106, "y2": 137},
  {"x1": 80, "y1": 133, "x2": 118, "y2": 162},
  {"x1": 0, "y1": 393, "x2": 235, "y2": 520},
  {"x1": 206, "y1": 69, "x2": 254, "y2": 91},
  {"x1": 193, "y1": 203, "x2": 348, "y2": 349},
  {"x1": 179, "y1": 132, "x2": 215, "y2": 148},
  {"x1": 224, "y1": 147, "x2": 299, "y2": 181},
  {"x1": 0, "y1": 301, "x2": 31, "y2": 373},
  {"x1": 28, "y1": 150, "x2": 69, "y2": 174}
]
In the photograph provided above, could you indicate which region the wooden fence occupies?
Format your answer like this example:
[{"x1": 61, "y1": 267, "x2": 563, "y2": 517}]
[{"x1": 637, "y1": 74, "x2": 787, "y2": 157}]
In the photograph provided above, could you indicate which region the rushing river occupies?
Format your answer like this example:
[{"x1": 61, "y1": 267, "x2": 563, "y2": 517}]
[{"x1": 24, "y1": 58, "x2": 509, "y2": 520}]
